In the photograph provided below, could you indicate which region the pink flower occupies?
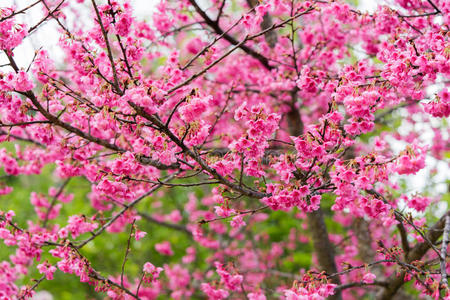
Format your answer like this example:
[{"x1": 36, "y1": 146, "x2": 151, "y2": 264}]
[
  {"x1": 424, "y1": 88, "x2": 450, "y2": 118},
  {"x1": 115, "y1": 12, "x2": 132, "y2": 37},
  {"x1": 4, "y1": 210, "x2": 15, "y2": 221},
  {"x1": 362, "y1": 272, "x2": 376, "y2": 284},
  {"x1": 14, "y1": 71, "x2": 35, "y2": 92},
  {"x1": 143, "y1": 262, "x2": 163, "y2": 283},
  {"x1": 182, "y1": 247, "x2": 196, "y2": 264},
  {"x1": 63, "y1": 215, "x2": 99, "y2": 238},
  {"x1": 37, "y1": 262, "x2": 57, "y2": 280},
  {"x1": 407, "y1": 196, "x2": 431, "y2": 212},
  {"x1": 309, "y1": 195, "x2": 321, "y2": 211},
  {"x1": 167, "y1": 210, "x2": 182, "y2": 223},
  {"x1": 395, "y1": 146, "x2": 426, "y2": 175},
  {"x1": 155, "y1": 241, "x2": 174, "y2": 256},
  {"x1": 179, "y1": 96, "x2": 212, "y2": 123},
  {"x1": 0, "y1": 19, "x2": 28, "y2": 50},
  {"x1": 248, "y1": 292, "x2": 266, "y2": 300},
  {"x1": 200, "y1": 283, "x2": 229, "y2": 300},
  {"x1": 214, "y1": 206, "x2": 233, "y2": 217},
  {"x1": 214, "y1": 262, "x2": 243, "y2": 291},
  {"x1": 186, "y1": 37, "x2": 205, "y2": 54},
  {"x1": 122, "y1": 87, "x2": 158, "y2": 115},
  {"x1": 230, "y1": 215, "x2": 246, "y2": 229},
  {"x1": 134, "y1": 229, "x2": 147, "y2": 241}
]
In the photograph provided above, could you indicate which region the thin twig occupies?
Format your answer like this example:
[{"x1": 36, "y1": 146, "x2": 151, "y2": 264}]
[
  {"x1": 121, "y1": 220, "x2": 135, "y2": 287},
  {"x1": 0, "y1": 0, "x2": 42, "y2": 22},
  {"x1": 76, "y1": 173, "x2": 177, "y2": 248},
  {"x1": 426, "y1": 0, "x2": 441, "y2": 13},
  {"x1": 18, "y1": 275, "x2": 46, "y2": 300},
  {"x1": 28, "y1": 0, "x2": 65, "y2": 34},
  {"x1": 90, "y1": 0, "x2": 122, "y2": 94},
  {"x1": 440, "y1": 215, "x2": 450, "y2": 286},
  {"x1": 42, "y1": 178, "x2": 70, "y2": 228},
  {"x1": 198, "y1": 205, "x2": 269, "y2": 224}
]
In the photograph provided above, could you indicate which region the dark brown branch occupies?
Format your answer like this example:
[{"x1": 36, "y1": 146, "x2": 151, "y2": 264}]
[
  {"x1": 89, "y1": 270, "x2": 139, "y2": 299},
  {"x1": 426, "y1": 0, "x2": 441, "y2": 13},
  {"x1": 335, "y1": 280, "x2": 388, "y2": 291},
  {"x1": 91, "y1": 0, "x2": 122, "y2": 94},
  {"x1": 28, "y1": 0, "x2": 65, "y2": 34},
  {"x1": 130, "y1": 102, "x2": 268, "y2": 199},
  {"x1": 352, "y1": 218, "x2": 377, "y2": 262},
  {"x1": 18, "y1": 275, "x2": 46, "y2": 300},
  {"x1": 327, "y1": 260, "x2": 395, "y2": 280},
  {"x1": 397, "y1": 219, "x2": 411, "y2": 257},
  {"x1": 188, "y1": 0, "x2": 274, "y2": 70},
  {"x1": 398, "y1": 11, "x2": 440, "y2": 18},
  {"x1": 246, "y1": 0, "x2": 278, "y2": 48},
  {"x1": 307, "y1": 209, "x2": 341, "y2": 299},
  {"x1": 135, "y1": 155, "x2": 180, "y2": 170},
  {"x1": 216, "y1": 0, "x2": 227, "y2": 22},
  {"x1": 198, "y1": 205, "x2": 269, "y2": 224},
  {"x1": 0, "y1": 120, "x2": 51, "y2": 127},
  {"x1": 286, "y1": 88, "x2": 303, "y2": 136},
  {"x1": 169, "y1": 8, "x2": 314, "y2": 94},
  {"x1": 0, "y1": 0, "x2": 42, "y2": 22}
]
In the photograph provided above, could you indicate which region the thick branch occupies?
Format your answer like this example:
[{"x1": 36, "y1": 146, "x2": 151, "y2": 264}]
[
  {"x1": 246, "y1": 0, "x2": 278, "y2": 48},
  {"x1": 188, "y1": 0, "x2": 273, "y2": 70},
  {"x1": 286, "y1": 89, "x2": 341, "y2": 299},
  {"x1": 286, "y1": 88, "x2": 303, "y2": 136},
  {"x1": 6, "y1": 51, "x2": 176, "y2": 171},
  {"x1": 307, "y1": 210, "x2": 341, "y2": 297}
]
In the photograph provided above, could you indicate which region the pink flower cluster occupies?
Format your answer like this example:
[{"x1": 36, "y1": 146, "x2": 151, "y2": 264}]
[
  {"x1": 0, "y1": 13, "x2": 27, "y2": 51},
  {"x1": 424, "y1": 89, "x2": 450, "y2": 118},
  {"x1": 143, "y1": 262, "x2": 163, "y2": 283},
  {"x1": 58, "y1": 215, "x2": 99, "y2": 239}
]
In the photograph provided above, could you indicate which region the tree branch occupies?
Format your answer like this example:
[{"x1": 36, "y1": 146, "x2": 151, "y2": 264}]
[
  {"x1": 76, "y1": 174, "x2": 177, "y2": 249},
  {"x1": 188, "y1": 0, "x2": 274, "y2": 70},
  {"x1": 440, "y1": 215, "x2": 450, "y2": 286},
  {"x1": 90, "y1": 0, "x2": 122, "y2": 94},
  {"x1": 377, "y1": 211, "x2": 450, "y2": 300}
]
